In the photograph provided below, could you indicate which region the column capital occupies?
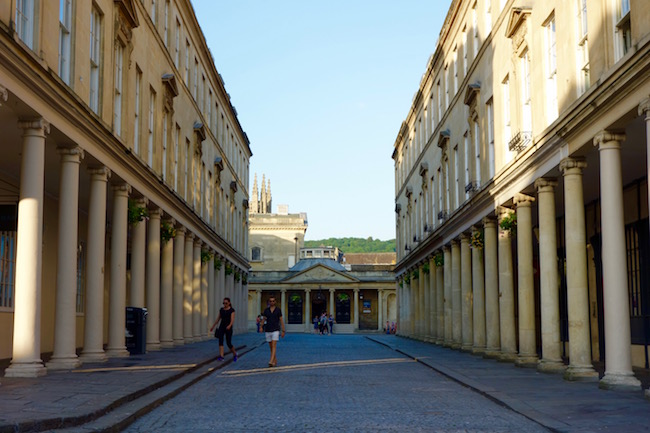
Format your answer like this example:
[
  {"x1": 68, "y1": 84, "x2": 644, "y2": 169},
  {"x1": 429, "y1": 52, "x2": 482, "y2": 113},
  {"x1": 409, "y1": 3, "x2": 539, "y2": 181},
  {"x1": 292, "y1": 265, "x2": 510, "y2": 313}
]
[
  {"x1": 353, "y1": 288, "x2": 360, "y2": 293},
  {"x1": 450, "y1": 239, "x2": 459, "y2": 247},
  {"x1": 593, "y1": 131, "x2": 625, "y2": 150},
  {"x1": 280, "y1": 288, "x2": 287, "y2": 294},
  {"x1": 534, "y1": 178, "x2": 557, "y2": 192},
  {"x1": 111, "y1": 183, "x2": 131, "y2": 196},
  {"x1": 134, "y1": 197, "x2": 149, "y2": 207},
  {"x1": 148, "y1": 207, "x2": 163, "y2": 219},
  {"x1": 459, "y1": 232, "x2": 470, "y2": 241},
  {"x1": 329, "y1": 288, "x2": 336, "y2": 293},
  {"x1": 560, "y1": 157, "x2": 587, "y2": 174},
  {"x1": 514, "y1": 193, "x2": 535, "y2": 207},
  {"x1": 163, "y1": 217, "x2": 176, "y2": 226},
  {"x1": 256, "y1": 289, "x2": 262, "y2": 294},
  {"x1": 88, "y1": 166, "x2": 111, "y2": 180},
  {"x1": 638, "y1": 97, "x2": 650, "y2": 117},
  {"x1": 186, "y1": 232, "x2": 195, "y2": 241},
  {"x1": 305, "y1": 288, "x2": 312, "y2": 293},
  {"x1": 175, "y1": 225, "x2": 187, "y2": 235},
  {"x1": 443, "y1": 244, "x2": 451, "y2": 253},
  {"x1": 482, "y1": 216, "x2": 496, "y2": 228},
  {"x1": 194, "y1": 237, "x2": 203, "y2": 247},
  {"x1": 497, "y1": 206, "x2": 514, "y2": 219},
  {"x1": 18, "y1": 117, "x2": 50, "y2": 135},
  {"x1": 471, "y1": 224, "x2": 483, "y2": 234},
  {"x1": 57, "y1": 146, "x2": 85, "y2": 162},
  {"x1": 0, "y1": 84, "x2": 7, "y2": 102}
]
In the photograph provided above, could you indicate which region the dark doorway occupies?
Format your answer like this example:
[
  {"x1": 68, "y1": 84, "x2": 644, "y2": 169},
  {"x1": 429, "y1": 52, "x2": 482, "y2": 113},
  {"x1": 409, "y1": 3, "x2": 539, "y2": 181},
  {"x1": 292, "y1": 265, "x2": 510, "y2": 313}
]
[
  {"x1": 336, "y1": 292, "x2": 351, "y2": 324},
  {"x1": 312, "y1": 289, "x2": 328, "y2": 321},
  {"x1": 288, "y1": 292, "x2": 303, "y2": 324}
]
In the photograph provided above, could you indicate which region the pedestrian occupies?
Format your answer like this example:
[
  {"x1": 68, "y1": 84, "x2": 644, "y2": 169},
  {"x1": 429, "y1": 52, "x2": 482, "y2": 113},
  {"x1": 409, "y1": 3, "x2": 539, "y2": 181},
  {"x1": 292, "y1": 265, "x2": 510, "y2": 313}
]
[
  {"x1": 209, "y1": 297, "x2": 238, "y2": 362},
  {"x1": 328, "y1": 314, "x2": 334, "y2": 334},
  {"x1": 256, "y1": 314, "x2": 262, "y2": 333},
  {"x1": 313, "y1": 316, "x2": 319, "y2": 334},
  {"x1": 261, "y1": 295, "x2": 285, "y2": 367}
]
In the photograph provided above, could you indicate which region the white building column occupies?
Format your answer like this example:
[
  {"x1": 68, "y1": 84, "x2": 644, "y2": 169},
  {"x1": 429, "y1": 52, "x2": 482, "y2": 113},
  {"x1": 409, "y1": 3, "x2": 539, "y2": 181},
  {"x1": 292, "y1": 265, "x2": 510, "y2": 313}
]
[
  {"x1": 80, "y1": 167, "x2": 111, "y2": 363},
  {"x1": 183, "y1": 233, "x2": 195, "y2": 342},
  {"x1": 451, "y1": 240, "x2": 461, "y2": 349},
  {"x1": 560, "y1": 159, "x2": 598, "y2": 381},
  {"x1": 443, "y1": 245, "x2": 453, "y2": 346},
  {"x1": 483, "y1": 217, "x2": 500, "y2": 358},
  {"x1": 105, "y1": 183, "x2": 131, "y2": 358},
  {"x1": 421, "y1": 263, "x2": 430, "y2": 340},
  {"x1": 429, "y1": 256, "x2": 437, "y2": 341},
  {"x1": 305, "y1": 289, "x2": 312, "y2": 333},
  {"x1": 498, "y1": 207, "x2": 517, "y2": 362},
  {"x1": 378, "y1": 289, "x2": 384, "y2": 331},
  {"x1": 256, "y1": 289, "x2": 262, "y2": 317},
  {"x1": 129, "y1": 197, "x2": 148, "y2": 307},
  {"x1": 460, "y1": 234, "x2": 473, "y2": 351},
  {"x1": 396, "y1": 281, "x2": 402, "y2": 335},
  {"x1": 594, "y1": 132, "x2": 641, "y2": 391},
  {"x1": 48, "y1": 146, "x2": 84, "y2": 370},
  {"x1": 535, "y1": 179, "x2": 565, "y2": 373},
  {"x1": 515, "y1": 194, "x2": 538, "y2": 367},
  {"x1": 216, "y1": 257, "x2": 226, "y2": 307},
  {"x1": 192, "y1": 238, "x2": 202, "y2": 341},
  {"x1": 207, "y1": 250, "x2": 216, "y2": 331},
  {"x1": 172, "y1": 227, "x2": 186, "y2": 345},
  {"x1": 280, "y1": 289, "x2": 287, "y2": 322},
  {"x1": 353, "y1": 288, "x2": 360, "y2": 331},
  {"x1": 435, "y1": 254, "x2": 444, "y2": 344},
  {"x1": 145, "y1": 208, "x2": 162, "y2": 351},
  {"x1": 201, "y1": 251, "x2": 209, "y2": 339},
  {"x1": 471, "y1": 225, "x2": 486, "y2": 355},
  {"x1": 160, "y1": 218, "x2": 175, "y2": 349},
  {"x1": 6, "y1": 119, "x2": 50, "y2": 378},
  {"x1": 329, "y1": 288, "x2": 335, "y2": 325}
]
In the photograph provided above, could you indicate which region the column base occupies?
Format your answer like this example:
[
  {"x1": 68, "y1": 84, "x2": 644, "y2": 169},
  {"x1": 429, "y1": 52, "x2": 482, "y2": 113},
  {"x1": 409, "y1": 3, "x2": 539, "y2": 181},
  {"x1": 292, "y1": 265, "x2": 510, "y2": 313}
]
[
  {"x1": 599, "y1": 372, "x2": 642, "y2": 391},
  {"x1": 498, "y1": 351, "x2": 518, "y2": 362},
  {"x1": 434, "y1": 338, "x2": 445, "y2": 345},
  {"x1": 564, "y1": 365, "x2": 598, "y2": 382},
  {"x1": 105, "y1": 347, "x2": 130, "y2": 358},
  {"x1": 79, "y1": 350, "x2": 108, "y2": 363},
  {"x1": 471, "y1": 346, "x2": 486, "y2": 356},
  {"x1": 46, "y1": 355, "x2": 82, "y2": 370},
  {"x1": 173, "y1": 338, "x2": 185, "y2": 346},
  {"x1": 537, "y1": 359, "x2": 566, "y2": 374},
  {"x1": 483, "y1": 348, "x2": 501, "y2": 359},
  {"x1": 4, "y1": 360, "x2": 47, "y2": 378},
  {"x1": 451, "y1": 342, "x2": 462, "y2": 350},
  {"x1": 146, "y1": 342, "x2": 162, "y2": 351},
  {"x1": 515, "y1": 354, "x2": 539, "y2": 368},
  {"x1": 160, "y1": 340, "x2": 175, "y2": 349},
  {"x1": 461, "y1": 344, "x2": 473, "y2": 352}
]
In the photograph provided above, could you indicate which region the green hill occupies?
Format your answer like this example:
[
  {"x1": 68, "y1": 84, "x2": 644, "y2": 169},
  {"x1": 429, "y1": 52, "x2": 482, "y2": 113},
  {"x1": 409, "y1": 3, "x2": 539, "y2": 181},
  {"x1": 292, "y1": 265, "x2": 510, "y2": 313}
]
[{"x1": 303, "y1": 237, "x2": 396, "y2": 253}]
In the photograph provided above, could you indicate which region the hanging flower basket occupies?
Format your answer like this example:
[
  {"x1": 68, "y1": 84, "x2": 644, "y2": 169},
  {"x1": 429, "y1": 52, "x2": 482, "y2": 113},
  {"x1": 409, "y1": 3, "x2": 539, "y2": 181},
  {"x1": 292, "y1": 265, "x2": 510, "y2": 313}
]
[
  {"x1": 433, "y1": 254, "x2": 444, "y2": 267},
  {"x1": 234, "y1": 271, "x2": 241, "y2": 282},
  {"x1": 411, "y1": 269, "x2": 419, "y2": 280},
  {"x1": 403, "y1": 273, "x2": 411, "y2": 284},
  {"x1": 128, "y1": 199, "x2": 148, "y2": 225},
  {"x1": 201, "y1": 251, "x2": 212, "y2": 263},
  {"x1": 500, "y1": 213, "x2": 517, "y2": 236},
  {"x1": 160, "y1": 220, "x2": 176, "y2": 243},
  {"x1": 214, "y1": 257, "x2": 222, "y2": 270},
  {"x1": 242, "y1": 274, "x2": 248, "y2": 285},
  {"x1": 470, "y1": 230, "x2": 484, "y2": 249},
  {"x1": 422, "y1": 262, "x2": 430, "y2": 275},
  {"x1": 225, "y1": 264, "x2": 233, "y2": 276}
]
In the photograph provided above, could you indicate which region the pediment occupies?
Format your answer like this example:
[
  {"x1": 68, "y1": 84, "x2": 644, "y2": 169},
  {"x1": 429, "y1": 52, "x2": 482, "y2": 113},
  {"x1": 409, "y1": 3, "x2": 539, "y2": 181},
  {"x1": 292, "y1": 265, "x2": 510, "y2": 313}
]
[
  {"x1": 283, "y1": 264, "x2": 359, "y2": 284},
  {"x1": 114, "y1": 0, "x2": 139, "y2": 29},
  {"x1": 505, "y1": 7, "x2": 531, "y2": 39}
]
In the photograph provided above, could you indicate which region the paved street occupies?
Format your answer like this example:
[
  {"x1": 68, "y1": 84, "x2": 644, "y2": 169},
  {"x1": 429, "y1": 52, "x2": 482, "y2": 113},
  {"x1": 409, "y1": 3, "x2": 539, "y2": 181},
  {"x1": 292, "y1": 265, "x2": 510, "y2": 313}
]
[{"x1": 124, "y1": 334, "x2": 549, "y2": 433}]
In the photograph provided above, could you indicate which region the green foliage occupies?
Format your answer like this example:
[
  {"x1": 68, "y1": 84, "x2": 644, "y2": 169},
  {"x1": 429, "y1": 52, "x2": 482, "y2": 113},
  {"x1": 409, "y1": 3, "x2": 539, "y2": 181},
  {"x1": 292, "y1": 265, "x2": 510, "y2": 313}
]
[
  {"x1": 411, "y1": 269, "x2": 419, "y2": 280},
  {"x1": 160, "y1": 220, "x2": 176, "y2": 243},
  {"x1": 128, "y1": 199, "x2": 148, "y2": 225},
  {"x1": 500, "y1": 213, "x2": 517, "y2": 236},
  {"x1": 201, "y1": 251, "x2": 212, "y2": 263},
  {"x1": 225, "y1": 263, "x2": 233, "y2": 276},
  {"x1": 242, "y1": 274, "x2": 248, "y2": 285},
  {"x1": 234, "y1": 271, "x2": 241, "y2": 282},
  {"x1": 214, "y1": 257, "x2": 222, "y2": 270},
  {"x1": 422, "y1": 262, "x2": 430, "y2": 274},
  {"x1": 433, "y1": 254, "x2": 444, "y2": 267},
  {"x1": 471, "y1": 230, "x2": 484, "y2": 249},
  {"x1": 303, "y1": 237, "x2": 396, "y2": 253}
]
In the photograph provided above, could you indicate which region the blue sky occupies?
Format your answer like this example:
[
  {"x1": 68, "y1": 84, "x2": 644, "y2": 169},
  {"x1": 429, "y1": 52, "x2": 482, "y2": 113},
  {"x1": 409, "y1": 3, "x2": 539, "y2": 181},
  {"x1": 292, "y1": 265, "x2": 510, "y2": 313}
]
[{"x1": 192, "y1": 1, "x2": 452, "y2": 241}]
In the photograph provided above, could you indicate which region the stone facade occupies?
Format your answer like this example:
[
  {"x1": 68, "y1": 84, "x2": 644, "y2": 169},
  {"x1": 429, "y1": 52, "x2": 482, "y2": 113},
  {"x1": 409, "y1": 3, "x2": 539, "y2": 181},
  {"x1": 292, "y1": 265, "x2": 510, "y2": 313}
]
[
  {"x1": 0, "y1": 0, "x2": 250, "y2": 376},
  {"x1": 394, "y1": 0, "x2": 650, "y2": 392}
]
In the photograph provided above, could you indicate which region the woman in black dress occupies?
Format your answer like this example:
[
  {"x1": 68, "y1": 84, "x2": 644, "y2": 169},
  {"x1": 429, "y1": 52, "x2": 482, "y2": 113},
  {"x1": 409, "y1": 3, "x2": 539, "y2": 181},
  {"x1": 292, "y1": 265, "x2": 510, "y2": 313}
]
[{"x1": 209, "y1": 297, "x2": 238, "y2": 361}]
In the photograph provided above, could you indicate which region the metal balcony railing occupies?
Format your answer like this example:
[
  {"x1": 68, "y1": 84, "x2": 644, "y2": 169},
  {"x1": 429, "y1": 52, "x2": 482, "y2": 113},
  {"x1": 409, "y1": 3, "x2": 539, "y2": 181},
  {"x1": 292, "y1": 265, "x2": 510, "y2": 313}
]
[{"x1": 508, "y1": 130, "x2": 532, "y2": 152}]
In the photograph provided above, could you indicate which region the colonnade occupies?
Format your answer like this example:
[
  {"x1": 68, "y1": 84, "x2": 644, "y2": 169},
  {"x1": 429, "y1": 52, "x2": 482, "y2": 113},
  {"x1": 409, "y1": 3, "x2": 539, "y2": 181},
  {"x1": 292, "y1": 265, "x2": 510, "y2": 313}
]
[
  {"x1": 4, "y1": 118, "x2": 248, "y2": 378},
  {"x1": 397, "y1": 126, "x2": 647, "y2": 392}
]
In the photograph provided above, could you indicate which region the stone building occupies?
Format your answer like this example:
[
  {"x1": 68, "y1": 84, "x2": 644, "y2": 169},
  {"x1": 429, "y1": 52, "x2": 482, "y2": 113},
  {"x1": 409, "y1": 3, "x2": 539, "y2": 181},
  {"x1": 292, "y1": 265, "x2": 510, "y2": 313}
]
[
  {"x1": 393, "y1": 0, "x2": 650, "y2": 392},
  {"x1": 0, "y1": 0, "x2": 250, "y2": 377}
]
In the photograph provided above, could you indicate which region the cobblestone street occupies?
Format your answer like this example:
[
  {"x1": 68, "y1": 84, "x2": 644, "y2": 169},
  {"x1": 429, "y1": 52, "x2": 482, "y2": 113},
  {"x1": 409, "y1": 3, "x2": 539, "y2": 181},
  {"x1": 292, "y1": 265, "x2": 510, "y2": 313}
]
[{"x1": 124, "y1": 334, "x2": 549, "y2": 432}]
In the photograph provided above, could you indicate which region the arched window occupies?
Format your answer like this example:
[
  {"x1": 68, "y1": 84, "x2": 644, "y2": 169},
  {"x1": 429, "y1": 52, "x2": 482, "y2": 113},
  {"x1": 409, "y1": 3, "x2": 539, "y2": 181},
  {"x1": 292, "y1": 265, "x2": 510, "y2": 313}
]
[{"x1": 251, "y1": 246, "x2": 262, "y2": 262}]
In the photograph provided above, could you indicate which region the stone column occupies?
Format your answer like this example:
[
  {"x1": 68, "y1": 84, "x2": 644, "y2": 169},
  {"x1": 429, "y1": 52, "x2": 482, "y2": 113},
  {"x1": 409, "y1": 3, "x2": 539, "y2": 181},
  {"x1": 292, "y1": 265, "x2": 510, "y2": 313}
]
[
  {"x1": 183, "y1": 233, "x2": 194, "y2": 342},
  {"x1": 192, "y1": 239, "x2": 202, "y2": 341},
  {"x1": 594, "y1": 132, "x2": 641, "y2": 391},
  {"x1": 105, "y1": 183, "x2": 131, "y2": 358},
  {"x1": 256, "y1": 289, "x2": 262, "y2": 317},
  {"x1": 421, "y1": 263, "x2": 430, "y2": 340},
  {"x1": 129, "y1": 197, "x2": 148, "y2": 307},
  {"x1": 145, "y1": 208, "x2": 161, "y2": 351},
  {"x1": 216, "y1": 257, "x2": 226, "y2": 306},
  {"x1": 80, "y1": 167, "x2": 111, "y2": 363},
  {"x1": 429, "y1": 256, "x2": 437, "y2": 341},
  {"x1": 560, "y1": 159, "x2": 598, "y2": 380},
  {"x1": 443, "y1": 246, "x2": 453, "y2": 346},
  {"x1": 378, "y1": 289, "x2": 384, "y2": 331},
  {"x1": 534, "y1": 178, "x2": 565, "y2": 373},
  {"x1": 280, "y1": 289, "x2": 287, "y2": 322},
  {"x1": 515, "y1": 194, "x2": 538, "y2": 367},
  {"x1": 436, "y1": 255, "x2": 445, "y2": 344},
  {"x1": 200, "y1": 250, "x2": 209, "y2": 339},
  {"x1": 413, "y1": 268, "x2": 421, "y2": 338},
  {"x1": 329, "y1": 288, "x2": 335, "y2": 323},
  {"x1": 172, "y1": 227, "x2": 186, "y2": 345},
  {"x1": 160, "y1": 218, "x2": 175, "y2": 348},
  {"x1": 498, "y1": 207, "x2": 517, "y2": 362},
  {"x1": 471, "y1": 226, "x2": 486, "y2": 355},
  {"x1": 48, "y1": 147, "x2": 84, "y2": 370},
  {"x1": 354, "y1": 288, "x2": 360, "y2": 331},
  {"x1": 460, "y1": 234, "x2": 473, "y2": 351},
  {"x1": 641, "y1": 99, "x2": 650, "y2": 238},
  {"x1": 483, "y1": 217, "x2": 500, "y2": 357},
  {"x1": 305, "y1": 289, "x2": 311, "y2": 333},
  {"x1": 207, "y1": 250, "x2": 215, "y2": 331},
  {"x1": 451, "y1": 240, "x2": 461, "y2": 349},
  {"x1": 6, "y1": 119, "x2": 50, "y2": 377},
  {"x1": 396, "y1": 281, "x2": 401, "y2": 335}
]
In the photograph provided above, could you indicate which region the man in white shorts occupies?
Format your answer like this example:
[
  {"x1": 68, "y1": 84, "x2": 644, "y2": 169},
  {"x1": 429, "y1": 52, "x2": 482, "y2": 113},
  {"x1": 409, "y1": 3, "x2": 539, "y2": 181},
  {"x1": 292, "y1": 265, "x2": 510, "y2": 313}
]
[{"x1": 261, "y1": 296, "x2": 285, "y2": 367}]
